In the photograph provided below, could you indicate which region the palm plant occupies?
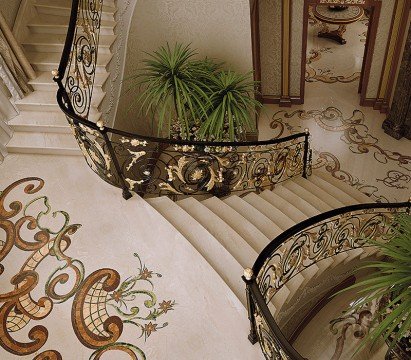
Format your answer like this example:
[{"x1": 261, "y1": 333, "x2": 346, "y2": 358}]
[
  {"x1": 125, "y1": 43, "x2": 261, "y2": 141},
  {"x1": 198, "y1": 70, "x2": 261, "y2": 141},
  {"x1": 126, "y1": 43, "x2": 210, "y2": 139},
  {"x1": 340, "y1": 213, "x2": 411, "y2": 354}
]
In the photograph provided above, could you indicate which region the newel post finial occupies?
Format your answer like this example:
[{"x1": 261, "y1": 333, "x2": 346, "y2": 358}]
[{"x1": 244, "y1": 268, "x2": 254, "y2": 281}]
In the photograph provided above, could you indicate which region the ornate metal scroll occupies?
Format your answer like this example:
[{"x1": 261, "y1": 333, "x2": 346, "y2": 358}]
[
  {"x1": 256, "y1": 207, "x2": 408, "y2": 305},
  {"x1": 108, "y1": 134, "x2": 306, "y2": 198},
  {"x1": 253, "y1": 303, "x2": 292, "y2": 360},
  {"x1": 67, "y1": 119, "x2": 122, "y2": 188},
  {"x1": 64, "y1": 0, "x2": 103, "y2": 117}
]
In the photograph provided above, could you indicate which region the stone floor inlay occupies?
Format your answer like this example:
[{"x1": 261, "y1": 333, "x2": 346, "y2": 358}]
[{"x1": 0, "y1": 178, "x2": 175, "y2": 359}]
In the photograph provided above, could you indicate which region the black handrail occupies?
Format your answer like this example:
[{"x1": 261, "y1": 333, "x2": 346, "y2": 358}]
[{"x1": 253, "y1": 200, "x2": 411, "y2": 274}]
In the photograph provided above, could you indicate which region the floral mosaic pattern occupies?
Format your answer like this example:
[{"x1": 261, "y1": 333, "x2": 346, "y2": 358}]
[
  {"x1": 306, "y1": 48, "x2": 361, "y2": 83},
  {"x1": 0, "y1": 178, "x2": 175, "y2": 359}
]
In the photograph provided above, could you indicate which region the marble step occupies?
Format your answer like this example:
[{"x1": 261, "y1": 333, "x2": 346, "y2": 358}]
[
  {"x1": 242, "y1": 192, "x2": 295, "y2": 231},
  {"x1": 308, "y1": 173, "x2": 359, "y2": 206},
  {"x1": 6, "y1": 131, "x2": 81, "y2": 155},
  {"x1": 223, "y1": 195, "x2": 283, "y2": 240},
  {"x1": 26, "y1": 51, "x2": 113, "y2": 73},
  {"x1": 258, "y1": 189, "x2": 307, "y2": 224},
  {"x1": 202, "y1": 196, "x2": 270, "y2": 254},
  {"x1": 282, "y1": 181, "x2": 333, "y2": 213},
  {"x1": 28, "y1": 14, "x2": 117, "y2": 35},
  {"x1": 22, "y1": 33, "x2": 116, "y2": 54},
  {"x1": 293, "y1": 176, "x2": 346, "y2": 209},
  {"x1": 177, "y1": 197, "x2": 258, "y2": 269},
  {"x1": 315, "y1": 170, "x2": 372, "y2": 203},
  {"x1": 34, "y1": 0, "x2": 116, "y2": 21},
  {"x1": 146, "y1": 196, "x2": 246, "y2": 305},
  {"x1": 29, "y1": 71, "x2": 109, "y2": 92},
  {"x1": 270, "y1": 185, "x2": 319, "y2": 218},
  {"x1": 9, "y1": 111, "x2": 70, "y2": 133},
  {"x1": 14, "y1": 90, "x2": 104, "y2": 112}
]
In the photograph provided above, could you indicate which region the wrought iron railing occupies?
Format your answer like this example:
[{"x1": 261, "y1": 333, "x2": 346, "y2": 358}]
[
  {"x1": 53, "y1": 0, "x2": 311, "y2": 200},
  {"x1": 243, "y1": 201, "x2": 411, "y2": 360}
]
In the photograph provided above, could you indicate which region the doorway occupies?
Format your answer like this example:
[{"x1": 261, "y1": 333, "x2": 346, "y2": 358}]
[{"x1": 300, "y1": 0, "x2": 381, "y2": 106}]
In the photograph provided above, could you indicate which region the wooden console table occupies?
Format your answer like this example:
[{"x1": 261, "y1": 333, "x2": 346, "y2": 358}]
[{"x1": 313, "y1": 5, "x2": 364, "y2": 45}]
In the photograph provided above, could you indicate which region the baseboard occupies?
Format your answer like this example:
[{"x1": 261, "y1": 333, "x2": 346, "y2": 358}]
[
  {"x1": 262, "y1": 95, "x2": 304, "y2": 106},
  {"x1": 360, "y1": 97, "x2": 376, "y2": 107}
]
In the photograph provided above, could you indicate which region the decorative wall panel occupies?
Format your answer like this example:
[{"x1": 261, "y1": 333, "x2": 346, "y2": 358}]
[
  {"x1": 366, "y1": 0, "x2": 396, "y2": 99},
  {"x1": 259, "y1": 0, "x2": 282, "y2": 97},
  {"x1": 290, "y1": 0, "x2": 305, "y2": 97}
]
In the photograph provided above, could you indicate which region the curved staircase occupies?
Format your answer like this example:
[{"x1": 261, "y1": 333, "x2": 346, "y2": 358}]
[
  {"x1": 5, "y1": 1, "x2": 410, "y2": 359},
  {"x1": 6, "y1": 0, "x2": 116, "y2": 155},
  {"x1": 147, "y1": 169, "x2": 373, "y2": 308}
]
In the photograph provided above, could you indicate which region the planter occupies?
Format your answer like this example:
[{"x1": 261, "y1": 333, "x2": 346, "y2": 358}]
[{"x1": 379, "y1": 296, "x2": 411, "y2": 360}]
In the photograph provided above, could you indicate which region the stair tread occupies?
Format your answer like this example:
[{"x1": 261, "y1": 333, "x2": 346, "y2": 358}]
[
  {"x1": 202, "y1": 196, "x2": 270, "y2": 254},
  {"x1": 309, "y1": 173, "x2": 360, "y2": 206},
  {"x1": 9, "y1": 111, "x2": 67, "y2": 125},
  {"x1": 15, "y1": 90, "x2": 104, "y2": 108},
  {"x1": 146, "y1": 196, "x2": 246, "y2": 305},
  {"x1": 29, "y1": 71, "x2": 109, "y2": 88},
  {"x1": 7, "y1": 131, "x2": 78, "y2": 149},
  {"x1": 35, "y1": 0, "x2": 116, "y2": 13},
  {"x1": 223, "y1": 195, "x2": 283, "y2": 241},
  {"x1": 282, "y1": 181, "x2": 332, "y2": 213},
  {"x1": 270, "y1": 185, "x2": 319, "y2": 218},
  {"x1": 315, "y1": 170, "x2": 372, "y2": 203},
  {"x1": 28, "y1": 13, "x2": 116, "y2": 29},
  {"x1": 259, "y1": 190, "x2": 307, "y2": 223},
  {"x1": 9, "y1": 112, "x2": 70, "y2": 132},
  {"x1": 293, "y1": 176, "x2": 346, "y2": 209},
  {"x1": 243, "y1": 192, "x2": 295, "y2": 231},
  {"x1": 26, "y1": 51, "x2": 112, "y2": 67},
  {"x1": 22, "y1": 33, "x2": 116, "y2": 47},
  {"x1": 177, "y1": 197, "x2": 258, "y2": 269}
]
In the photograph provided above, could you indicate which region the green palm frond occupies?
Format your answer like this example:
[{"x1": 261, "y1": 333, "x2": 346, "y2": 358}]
[
  {"x1": 198, "y1": 70, "x2": 261, "y2": 141},
  {"x1": 124, "y1": 43, "x2": 262, "y2": 141},
  {"x1": 125, "y1": 43, "x2": 211, "y2": 138},
  {"x1": 337, "y1": 213, "x2": 411, "y2": 353}
]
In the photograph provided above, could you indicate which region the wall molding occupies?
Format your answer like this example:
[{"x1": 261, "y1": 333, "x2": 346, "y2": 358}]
[
  {"x1": 262, "y1": 95, "x2": 303, "y2": 105},
  {"x1": 374, "y1": 0, "x2": 410, "y2": 114},
  {"x1": 280, "y1": 0, "x2": 292, "y2": 107}
]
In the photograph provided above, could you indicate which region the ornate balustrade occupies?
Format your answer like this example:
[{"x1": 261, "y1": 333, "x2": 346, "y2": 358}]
[
  {"x1": 243, "y1": 202, "x2": 411, "y2": 359},
  {"x1": 53, "y1": 0, "x2": 311, "y2": 200}
]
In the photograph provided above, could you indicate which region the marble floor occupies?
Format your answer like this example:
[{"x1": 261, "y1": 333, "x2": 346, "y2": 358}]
[
  {"x1": 0, "y1": 155, "x2": 263, "y2": 360},
  {"x1": 259, "y1": 8, "x2": 411, "y2": 203}
]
